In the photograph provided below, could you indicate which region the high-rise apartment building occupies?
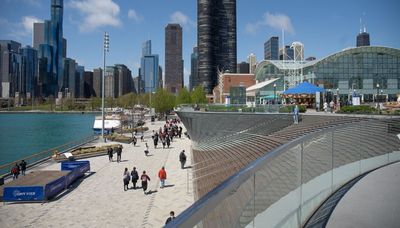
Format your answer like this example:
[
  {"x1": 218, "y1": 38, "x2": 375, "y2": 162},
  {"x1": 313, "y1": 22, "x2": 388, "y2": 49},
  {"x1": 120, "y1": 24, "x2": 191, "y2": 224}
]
[
  {"x1": 83, "y1": 71, "x2": 93, "y2": 98},
  {"x1": 105, "y1": 66, "x2": 118, "y2": 98},
  {"x1": 92, "y1": 68, "x2": 102, "y2": 97},
  {"x1": 264, "y1": 36, "x2": 279, "y2": 60},
  {"x1": 237, "y1": 62, "x2": 249, "y2": 74},
  {"x1": 247, "y1": 53, "x2": 257, "y2": 74},
  {"x1": 198, "y1": 0, "x2": 237, "y2": 94},
  {"x1": 115, "y1": 64, "x2": 132, "y2": 97},
  {"x1": 63, "y1": 58, "x2": 76, "y2": 97},
  {"x1": 33, "y1": 23, "x2": 44, "y2": 50},
  {"x1": 291, "y1": 42, "x2": 304, "y2": 61},
  {"x1": 189, "y1": 47, "x2": 198, "y2": 91},
  {"x1": 76, "y1": 65, "x2": 84, "y2": 98},
  {"x1": 165, "y1": 24, "x2": 183, "y2": 94},
  {"x1": 0, "y1": 40, "x2": 21, "y2": 98}
]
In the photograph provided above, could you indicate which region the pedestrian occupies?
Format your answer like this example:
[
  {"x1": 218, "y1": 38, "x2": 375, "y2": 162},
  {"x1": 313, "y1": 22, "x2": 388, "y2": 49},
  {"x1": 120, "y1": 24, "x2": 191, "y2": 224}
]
[
  {"x1": 123, "y1": 168, "x2": 130, "y2": 191},
  {"x1": 144, "y1": 143, "x2": 149, "y2": 156},
  {"x1": 329, "y1": 100, "x2": 334, "y2": 113},
  {"x1": 117, "y1": 145, "x2": 122, "y2": 162},
  {"x1": 323, "y1": 101, "x2": 328, "y2": 113},
  {"x1": 166, "y1": 136, "x2": 171, "y2": 148},
  {"x1": 141, "y1": 171, "x2": 151, "y2": 194},
  {"x1": 131, "y1": 167, "x2": 139, "y2": 189},
  {"x1": 11, "y1": 163, "x2": 20, "y2": 180},
  {"x1": 19, "y1": 160, "x2": 27, "y2": 176},
  {"x1": 132, "y1": 135, "x2": 137, "y2": 146},
  {"x1": 153, "y1": 132, "x2": 159, "y2": 149},
  {"x1": 178, "y1": 126, "x2": 183, "y2": 138},
  {"x1": 158, "y1": 166, "x2": 167, "y2": 188},
  {"x1": 107, "y1": 147, "x2": 113, "y2": 162},
  {"x1": 165, "y1": 211, "x2": 175, "y2": 225},
  {"x1": 179, "y1": 150, "x2": 187, "y2": 169},
  {"x1": 293, "y1": 104, "x2": 299, "y2": 124},
  {"x1": 140, "y1": 132, "x2": 144, "y2": 142}
]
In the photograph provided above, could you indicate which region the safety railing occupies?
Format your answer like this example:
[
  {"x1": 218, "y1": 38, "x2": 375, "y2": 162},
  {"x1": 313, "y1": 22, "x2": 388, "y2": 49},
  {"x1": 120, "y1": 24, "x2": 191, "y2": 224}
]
[
  {"x1": 167, "y1": 117, "x2": 400, "y2": 228},
  {"x1": 0, "y1": 135, "x2": 98, "y2": 178}
]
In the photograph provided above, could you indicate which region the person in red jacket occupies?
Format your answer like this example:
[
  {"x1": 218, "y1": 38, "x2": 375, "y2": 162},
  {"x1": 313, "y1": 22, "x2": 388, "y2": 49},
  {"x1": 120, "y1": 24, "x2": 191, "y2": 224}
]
[{"x1": 158, "y1": 166, "x2": 167, "y2": 188}]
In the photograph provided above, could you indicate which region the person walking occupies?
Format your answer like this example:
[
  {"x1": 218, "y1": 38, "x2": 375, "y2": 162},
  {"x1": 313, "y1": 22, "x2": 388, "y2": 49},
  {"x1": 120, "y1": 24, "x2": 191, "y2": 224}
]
[
  {"x1": 19, "y1": 160, "x2": 27, "y2": 176},
  {"x1": 329, "y1": 100, "x2": 334, "y2": 113},
  {"x1": 131, "y1": 167, "x2": 139, "y2": 189},
  {"x1": 165, "y1": 211, "x2": 175, "y2": 225},
  {"x1": 11, "y1": 163, "x2": 20, "y2": 180},
  {"x1": 179, "y1": 150, "x2": 187, "y2": 169},
  {"x1": 323, "y1": 101, "x2": 328, "y2": 113},
  {"x1": 117, "y1": 145, "x2": 122, "y2": 163},
  {"x1": 158, "y1": 167, "x2": 167, "y2": 188},
  {"x1": 132, "y1": 135, "x2": 137, "y2": 146},
  {"x1": 123, "y1": 168, "x2": 130, "y2": 191},
  {"x1": 141, "y1": 171, "x2": 151, "y2": 194},
  {"x1": 107, "y1": 147, "x2": 113, "y2": 162},
  {"x1": 166, "y1": 136, "x2": 171, "y2": 148},
  {"x1": 293, "y1": 104, "x2": 299, "y2": 124}
]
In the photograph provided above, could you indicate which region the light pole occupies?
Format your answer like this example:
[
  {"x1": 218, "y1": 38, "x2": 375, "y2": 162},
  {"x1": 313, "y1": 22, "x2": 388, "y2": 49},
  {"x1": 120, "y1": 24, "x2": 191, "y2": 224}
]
[
  {"x1": 336, "y1": 88, "x2": 339, "y2": 111},
  {"x1": 102, "y1": 32, "x2": 109, "y2": 142},
  {"x1": 273, "y1": 83, "x2": 277, "y2": 104},
  {"x1": 376, "y1": 83, "x2": 380, "y2": 114}
]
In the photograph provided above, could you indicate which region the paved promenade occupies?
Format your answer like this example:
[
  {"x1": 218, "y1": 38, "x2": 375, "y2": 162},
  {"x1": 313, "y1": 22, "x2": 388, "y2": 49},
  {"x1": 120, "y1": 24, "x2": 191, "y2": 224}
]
[{"x1": 0, "y1": 120, "x2": 194, "y2": 228}]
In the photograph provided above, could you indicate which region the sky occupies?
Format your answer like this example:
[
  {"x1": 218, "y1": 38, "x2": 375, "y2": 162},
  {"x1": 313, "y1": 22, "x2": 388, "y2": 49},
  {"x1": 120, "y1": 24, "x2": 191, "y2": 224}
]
[{"x1": 1, "y1": 0, "x2": 400, "y2": 87}]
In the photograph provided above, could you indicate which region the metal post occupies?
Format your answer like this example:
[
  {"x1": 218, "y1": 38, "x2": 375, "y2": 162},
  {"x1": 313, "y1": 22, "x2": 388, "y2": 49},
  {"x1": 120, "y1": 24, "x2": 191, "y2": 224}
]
[
  {"x1": 376, "y1": 83, "x2": 380, "y2": 114},
  {"x1": 273, "y1": 83, "x2": 277, "y2": 104},
  {"x1": 102, "y1": 32, "x2": 109, "y2": 142}
]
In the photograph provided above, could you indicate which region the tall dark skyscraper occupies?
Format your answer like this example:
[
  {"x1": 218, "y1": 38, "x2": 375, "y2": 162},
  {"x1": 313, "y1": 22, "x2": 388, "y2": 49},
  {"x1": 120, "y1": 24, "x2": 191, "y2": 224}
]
[
  {"x1": 198, "y1": 0, "x2": 237, "y2": 94},
  {"x1": 165, "y1": 23, "x2": 183, "y2": 94},
  {"x1": 264, "y1": 36, "x2": 279, "y2": 60},
  {"x1": 43, "y1": 0, "x2": 64, "y2": 96},
  {"x1": 357, "y1": 28, "x2": 370, "y2": 47},
  {"x1": 33, "y1": 23, "x2": 44, "y2": 50}
]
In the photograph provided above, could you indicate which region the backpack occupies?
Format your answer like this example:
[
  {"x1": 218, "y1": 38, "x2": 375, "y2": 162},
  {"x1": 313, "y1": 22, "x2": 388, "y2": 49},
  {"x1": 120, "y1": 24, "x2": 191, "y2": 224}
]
[{"x1": 12, "y1": 166, "x2": 18, "y2": 174}]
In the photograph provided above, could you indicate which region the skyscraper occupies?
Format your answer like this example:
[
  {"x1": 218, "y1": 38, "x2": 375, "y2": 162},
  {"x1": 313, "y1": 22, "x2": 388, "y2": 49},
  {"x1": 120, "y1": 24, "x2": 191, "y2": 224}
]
[
  {"x1": 237, "y1": 62, "x2": 249, "y2": 73},
  {"x1": 20, "y1": 46, "x2": 38, "y2": 98},
  {"x1": 247, "y1": 53, "x2": 256, "y2": 74},
  {"x1": 140, "y1": 40, "x2": 159, "y2": 93},
  {"x1": 0, "y1": 40, "x2": 21, "y2": 98},
  {"x1": 105, "y1": 66, "x2": 118, "y2": 98},
  {"x1": 115, "y1": 64, "x2": 132, "y2": 97},
  {"x1": 83, "y1": 71, "x2": 94, "y2": 98},
  {"x1": 264, "y1": 36, "x2": 279, "y2": 60},
  {"x1": 49, "y1": 0, "x2": 64, "y2": 94},
  {"x1": 189, "y1": 47, "x2": 198, "y2": 91},
  {"x1": 357, "y1": 28, "x2": 370, "y2": 47},
  {"x1": 33, "y1": 23, "x2": 44, "y2": 50},
  {"x1": 198, "y1": 0, "x2": 237, "y2": 94},
  {"x1": 165, "y1": 24, "x2": 183, "y2": 94},
  {"x1": 279, "y1": 45, "x2": 294, "y2": 60},
  {"x1": 93, "y1": 68, "x2": 102, "y2": 97},
  {"x1": 63, "y1": 58, "x2": 76, "y2": 97}
]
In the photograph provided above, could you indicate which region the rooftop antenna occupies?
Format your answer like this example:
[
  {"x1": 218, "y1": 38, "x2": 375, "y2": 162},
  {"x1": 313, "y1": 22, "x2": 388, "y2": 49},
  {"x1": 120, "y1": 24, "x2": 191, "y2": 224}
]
[{"x1": 359, "y1": 18, "x2": 362, "y2": 34}]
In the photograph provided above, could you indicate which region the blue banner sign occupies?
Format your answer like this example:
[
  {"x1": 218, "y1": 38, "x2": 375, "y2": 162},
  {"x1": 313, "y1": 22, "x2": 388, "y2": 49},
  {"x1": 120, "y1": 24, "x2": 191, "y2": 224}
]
[
  {"x1": 3, "y1": 186, "x2": 44, "y2": 201},
  {"x1": 45, "y1": 176, "x2": 66, "y2": 199}
]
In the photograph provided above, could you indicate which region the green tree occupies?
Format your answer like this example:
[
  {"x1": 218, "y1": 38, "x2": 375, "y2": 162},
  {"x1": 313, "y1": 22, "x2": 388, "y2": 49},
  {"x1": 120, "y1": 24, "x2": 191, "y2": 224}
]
[
  {"x1": 191, "y1": 85, "x2": 207, "y2": 104},
  {"x1": 89, "y1": 96, "x2": 101, "y2": 110},
  {"x1": 176, "y1": 87, "x2": 192, "y2": 105},
  {"x1": 117, "y1": 93, "x2": 136, "y2": 108},
  {"x1": 106, "y1": 97, "x2": 115, "y2": 108},
  {"x1": 152, "y1": 88, "x2": 175, "y2": 115}
]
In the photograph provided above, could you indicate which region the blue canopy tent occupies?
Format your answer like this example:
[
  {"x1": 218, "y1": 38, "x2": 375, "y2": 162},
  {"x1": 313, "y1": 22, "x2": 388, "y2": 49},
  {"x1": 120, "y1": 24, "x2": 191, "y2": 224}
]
[{"x1": 282, "y1": 82, "x2": 325, "y2": 95}]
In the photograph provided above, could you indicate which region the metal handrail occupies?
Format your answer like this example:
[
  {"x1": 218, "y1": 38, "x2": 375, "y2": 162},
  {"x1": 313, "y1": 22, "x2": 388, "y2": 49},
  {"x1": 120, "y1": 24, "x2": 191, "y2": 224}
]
[
  {"x1": 166, "y1": 116, "x2": 400, "y2": 228},
  {"x1": 0, "y1": 135, "x2": 98, "y2": 178}
]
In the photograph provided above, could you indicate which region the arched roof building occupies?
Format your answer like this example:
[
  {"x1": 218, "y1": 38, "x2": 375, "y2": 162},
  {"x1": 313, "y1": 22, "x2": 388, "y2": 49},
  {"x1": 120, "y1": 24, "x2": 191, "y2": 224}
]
[{"x1": 254, "y1": 46, "x2": 400, "y2": 102}]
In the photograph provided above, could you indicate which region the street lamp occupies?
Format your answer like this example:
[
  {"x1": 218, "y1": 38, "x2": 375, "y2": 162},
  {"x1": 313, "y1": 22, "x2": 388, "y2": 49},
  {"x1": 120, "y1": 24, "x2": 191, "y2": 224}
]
[
  {"x1": 102, "y1": 32, "x2": 109, "y2": 142},
  {"x1": 376, "y1": 83, "x2": 380, "y2": 114},
  {"x1": 273, "y1": 83, "x2": 277, "y2": 104}
]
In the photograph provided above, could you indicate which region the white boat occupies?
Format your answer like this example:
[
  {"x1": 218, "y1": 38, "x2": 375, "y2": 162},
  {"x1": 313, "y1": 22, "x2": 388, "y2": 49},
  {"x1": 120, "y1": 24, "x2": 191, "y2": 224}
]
[{"x1": 93, "y1": 115, "x2": 121, "y2": 134}]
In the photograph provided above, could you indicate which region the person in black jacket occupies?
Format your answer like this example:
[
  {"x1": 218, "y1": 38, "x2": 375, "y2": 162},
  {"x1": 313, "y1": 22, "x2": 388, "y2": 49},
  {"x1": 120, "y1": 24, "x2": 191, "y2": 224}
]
[
  {"x1": 131, "y1": 167, "x2": 139, "y2": 189},
  {"x1": 165, "y1": 211, "x2": 175, "y2": 225},
  {"x1": 19, "y1": 160, "x2": 27, "y2": 176},
  {"x1": 179, "y1": 150, "x2": 187, "y2": 169}
]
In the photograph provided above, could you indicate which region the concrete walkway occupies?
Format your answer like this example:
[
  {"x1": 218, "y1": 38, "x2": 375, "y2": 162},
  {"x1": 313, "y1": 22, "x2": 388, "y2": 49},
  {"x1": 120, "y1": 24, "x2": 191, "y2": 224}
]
[
  {"x1": 0, "y1": 120, "x2": 194, "y2": 228},
  {"x1": 327, "y1": 161, "x2": 400, "y2": 228}
]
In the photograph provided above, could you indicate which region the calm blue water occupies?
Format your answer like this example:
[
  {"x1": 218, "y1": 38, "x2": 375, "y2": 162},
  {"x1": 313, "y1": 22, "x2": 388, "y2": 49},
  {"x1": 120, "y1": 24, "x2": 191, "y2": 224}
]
[{"x1": 0, "y1": 113, "x2": 95, "y2": 166}]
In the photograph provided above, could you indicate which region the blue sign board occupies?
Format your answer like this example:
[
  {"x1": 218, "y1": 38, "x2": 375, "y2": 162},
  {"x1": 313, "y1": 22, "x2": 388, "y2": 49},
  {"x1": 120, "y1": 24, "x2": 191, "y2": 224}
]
[
  {"x1": 45, "y1": 176, "x2": 66, "y2": 199},
  {"x1": 3, "y1": 186, "x2": 44, "y2": 201}
]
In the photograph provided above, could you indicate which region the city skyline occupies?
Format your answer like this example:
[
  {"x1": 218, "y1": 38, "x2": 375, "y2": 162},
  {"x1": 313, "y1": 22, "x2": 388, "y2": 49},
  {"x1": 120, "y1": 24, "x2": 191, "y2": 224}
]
[{"x1": 1, "y1": 0, "x2": 400, "y2": 87}]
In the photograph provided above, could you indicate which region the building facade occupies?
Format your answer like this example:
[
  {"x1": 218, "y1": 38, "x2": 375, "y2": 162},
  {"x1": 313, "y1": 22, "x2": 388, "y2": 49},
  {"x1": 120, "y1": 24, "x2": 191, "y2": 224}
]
[
  {"x1": 189, "y1": 47, "x2": 198, "y2": 91},
  {"x1": 76, "y1": 65, "x2": 84, "y2": 98},
  {"x1": 247, "y1": 53, "x2": 257, "y2": 74},
  {"x1": 237, "y1": 62, "x2": 249, "y2": 73},
  {"x1": 291, "y1": 42, "x2": 304, "y2": 61},
  {"x1": 213, "y1": 73, "x2": 255, "y2": 104},
  {"x1": 115, "y1": 64, "x2": 133, "y2": 97},
  {"x1": 357, "y1": 31, "x2": 370, "y2": 47},
  {"x1": 198, "y1": 0, "x2": 237, "y2": 94},
  {"x1": 105, "y1": 66, "x2": 118, "y2": 98},
  {"x1": 165, "y1": 24, "x2": 183, "y2": 94},
  {"x1": 20, "y1": 46, "x2": 38, "y2": 98},
  {"x1": 33, "y1": 23, "x2": 45, "y2": 50},
  {"x1": 92, "y1": 68, "x2": 102, "y2": 97},
  {"x1": 0, "y1": 40, "x2": 21, "y2": 98},
  {"x1": 254, "y1": 46, "x2": 400, "y2": 103},
  {"x1": 63, "y1": 58, "x2": 76, "y2": 98},
  {"x1": 264, "y1": 36, "x2": 279, "y2": 60},
  {"x1": 140, "y1": 40, "x2": 159, "y2": 93},
  {"x1": 83, "y1": 71, "x2": 93, "y2": 98},
  {"x1": 279, "y1": 45, "x2": 294, "y2": 60}
]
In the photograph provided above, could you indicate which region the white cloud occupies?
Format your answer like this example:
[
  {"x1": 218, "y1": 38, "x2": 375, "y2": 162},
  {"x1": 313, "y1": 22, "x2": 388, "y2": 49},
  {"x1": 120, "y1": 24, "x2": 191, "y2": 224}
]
[
  {"x1": 69, "y1": 0, "x2": 121, "y2": 32},
  {"x1": 22, "y1": 16, "x2": 42, "y2": 34},
  {"x1": 170, "y1": 11, "x2": 195, "y2": 28},
  {"x1": 127, "y1": 9, "x2": 143, "y2": 22},
  {"x1": 245, "y1": 12, "x2": 295, "y2": 35}
]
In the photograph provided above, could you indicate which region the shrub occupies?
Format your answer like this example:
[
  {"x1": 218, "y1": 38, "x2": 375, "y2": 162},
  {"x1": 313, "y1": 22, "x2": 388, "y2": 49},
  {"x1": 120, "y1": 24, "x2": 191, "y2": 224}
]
[
  {"x1": 279, "y1": 105, "x2": 307, "y2": 113},
  {"x1": 337, "y1": 105, "x2": 377, "y2": 114}
]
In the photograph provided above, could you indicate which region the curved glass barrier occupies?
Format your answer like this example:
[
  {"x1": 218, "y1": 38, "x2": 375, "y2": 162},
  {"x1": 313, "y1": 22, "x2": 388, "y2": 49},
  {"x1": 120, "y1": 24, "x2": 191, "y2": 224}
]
[{"x1": 167, "y1": 117, "x2": 400, "y2": 228}]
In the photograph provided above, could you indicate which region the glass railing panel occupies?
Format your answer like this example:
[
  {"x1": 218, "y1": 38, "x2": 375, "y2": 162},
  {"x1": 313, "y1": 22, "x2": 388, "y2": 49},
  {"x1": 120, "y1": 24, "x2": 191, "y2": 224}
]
[
  {"x1": 301, "y1": 132, "x2": 333, "y2": 223},
  {"x1": 250, "y1": 144, "x2": 302, "y2": 228},
  {"x1": 331, "y1": 125, "x2": 362, "y2": 189}
]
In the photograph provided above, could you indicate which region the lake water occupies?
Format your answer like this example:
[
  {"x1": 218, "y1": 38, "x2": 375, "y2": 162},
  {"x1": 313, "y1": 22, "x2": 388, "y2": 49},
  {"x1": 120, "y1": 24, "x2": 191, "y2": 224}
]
[{"x1": 0, "y1": 113, "x2": 95, "y2": 166}]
